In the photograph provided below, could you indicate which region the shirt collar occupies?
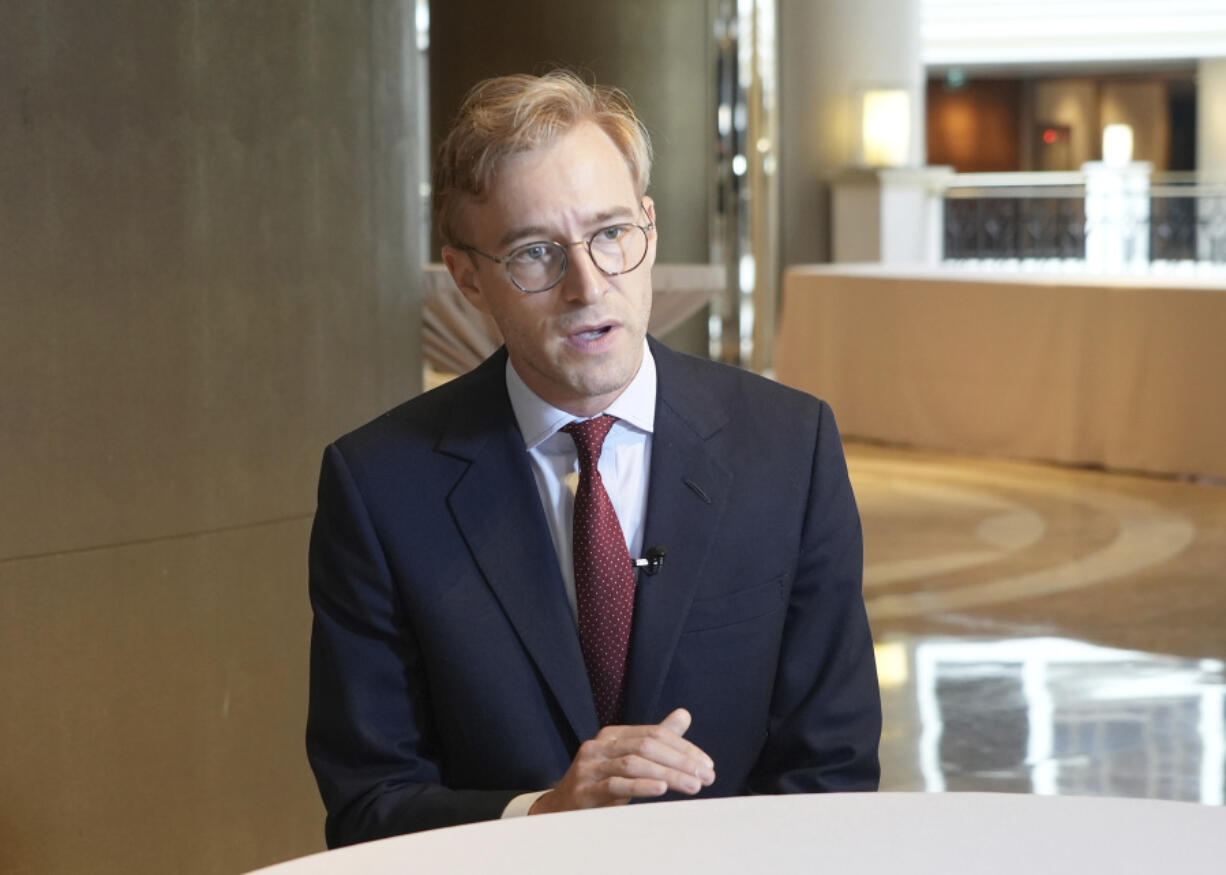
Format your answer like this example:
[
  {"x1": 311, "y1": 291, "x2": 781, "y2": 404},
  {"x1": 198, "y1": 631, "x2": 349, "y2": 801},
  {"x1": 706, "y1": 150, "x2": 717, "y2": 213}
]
[{"x1": 506, "y1": 340, "x2": 657, "y2": 449}]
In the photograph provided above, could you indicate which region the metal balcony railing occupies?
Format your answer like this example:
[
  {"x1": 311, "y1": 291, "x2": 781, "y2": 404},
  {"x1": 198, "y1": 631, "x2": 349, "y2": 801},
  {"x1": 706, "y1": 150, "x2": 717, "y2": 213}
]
[{"x1": 940, "y1": 170, "x2": 1226, "y2": 273}]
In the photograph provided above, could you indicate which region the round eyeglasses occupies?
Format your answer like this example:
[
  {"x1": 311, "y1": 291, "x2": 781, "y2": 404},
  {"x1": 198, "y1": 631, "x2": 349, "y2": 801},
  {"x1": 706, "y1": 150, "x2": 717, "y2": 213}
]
[{"x1": 457, "y1": 219, "x2": 654, "y2": 294}]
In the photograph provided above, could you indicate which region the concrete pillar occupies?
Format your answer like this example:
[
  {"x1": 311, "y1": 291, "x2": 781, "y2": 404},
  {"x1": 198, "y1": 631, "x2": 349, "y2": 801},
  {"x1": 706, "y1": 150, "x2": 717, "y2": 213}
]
[
  {"x1": 1083, "y1": 161, "x2": 1153, "y2": 272},
  {"x1": 1198, "y1": 58, "x2": 1226, "y2": 175},
  {"x1": 778, "y1": 0, "x2": 924, "y2": 266},
  {"x1": 0, "y1": 2, "x2": 423, "y2": 871},
  {"x1": 832, "y1": 166, "x2": 953, "y2": 265},
  {"x1": 1196, "y1": 59, "x2": 1226, "y2": 262}
]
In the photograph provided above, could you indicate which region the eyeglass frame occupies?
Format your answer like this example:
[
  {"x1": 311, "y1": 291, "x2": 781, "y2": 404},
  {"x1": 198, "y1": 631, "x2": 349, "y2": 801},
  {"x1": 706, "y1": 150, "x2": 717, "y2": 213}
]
[{"x1": 453, "y1": 203, "x2": 656, "y2": 294}]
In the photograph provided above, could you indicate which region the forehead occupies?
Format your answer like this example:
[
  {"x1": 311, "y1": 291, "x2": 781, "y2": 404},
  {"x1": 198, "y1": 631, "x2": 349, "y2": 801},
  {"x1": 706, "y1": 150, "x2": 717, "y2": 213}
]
[{"x1": 461, "y1": 122, "x2": 640, "y2": 242}]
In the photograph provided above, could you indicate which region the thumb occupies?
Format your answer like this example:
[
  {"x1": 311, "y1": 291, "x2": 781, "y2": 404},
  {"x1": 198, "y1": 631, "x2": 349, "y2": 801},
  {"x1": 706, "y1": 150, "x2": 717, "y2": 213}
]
[{"x1": 659, "y1": 707, "x2": 692, "y2": 736}]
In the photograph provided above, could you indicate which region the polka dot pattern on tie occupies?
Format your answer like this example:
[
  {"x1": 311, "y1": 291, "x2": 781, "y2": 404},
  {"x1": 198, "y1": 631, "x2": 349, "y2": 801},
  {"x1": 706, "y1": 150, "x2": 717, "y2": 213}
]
[{"x1": 562, "y1": 414, "x2": 637, "y2": 727}]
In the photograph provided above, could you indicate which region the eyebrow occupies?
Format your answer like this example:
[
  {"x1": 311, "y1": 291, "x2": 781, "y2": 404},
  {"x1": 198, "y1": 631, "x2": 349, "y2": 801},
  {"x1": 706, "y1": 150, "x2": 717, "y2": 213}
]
[{"x1": 496, "y1": 205, "x2": 639, "y2": 250}]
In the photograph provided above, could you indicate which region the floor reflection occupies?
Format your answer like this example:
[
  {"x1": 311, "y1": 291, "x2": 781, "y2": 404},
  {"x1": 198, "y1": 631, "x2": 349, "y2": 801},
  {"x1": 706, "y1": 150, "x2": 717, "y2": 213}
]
[{"x1": 877, "y1": 636, "x2": 1226, "y2": 804}]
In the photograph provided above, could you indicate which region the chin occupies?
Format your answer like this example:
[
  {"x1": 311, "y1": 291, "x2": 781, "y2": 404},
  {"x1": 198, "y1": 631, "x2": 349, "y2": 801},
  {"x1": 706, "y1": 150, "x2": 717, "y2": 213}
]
[{"x1": 567, "y1": 365, "x2": 635, "y2": 401}]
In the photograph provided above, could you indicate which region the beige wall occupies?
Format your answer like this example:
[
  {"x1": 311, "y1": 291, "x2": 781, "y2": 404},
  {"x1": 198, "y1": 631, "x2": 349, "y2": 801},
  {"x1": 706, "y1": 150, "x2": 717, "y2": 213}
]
[
  {"x1": 1027, "y1": 77, "x2": 1175, "y2": 170},
  {"x1": 1100, "y1": 80, "x2": 1168, "y2": 168},
  {"x1": 0, "y1": 2, "x2": 422, "y2": 872},
  {"x1": 1031, "y1": 78, "x2": 1100, "y2": 167}
]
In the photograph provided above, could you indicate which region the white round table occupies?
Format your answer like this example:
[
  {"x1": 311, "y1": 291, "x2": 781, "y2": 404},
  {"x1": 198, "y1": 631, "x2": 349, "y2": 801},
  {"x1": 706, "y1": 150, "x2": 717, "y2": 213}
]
[{"x1": 250, "y1": 792, "x2": 1225, "y2": 874}]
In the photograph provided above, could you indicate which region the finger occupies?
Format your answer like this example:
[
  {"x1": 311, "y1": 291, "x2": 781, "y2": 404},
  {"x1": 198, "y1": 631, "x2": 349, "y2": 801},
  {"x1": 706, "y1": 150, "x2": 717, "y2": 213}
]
[
  {"x1": 601, "y1": 775, "x2": 669, "y2": 801},
  {"x1": 587, "y1": 719, "x2": 716, "y2": 784},
  {"x1": 593, "y1": 722, "x2": 707, "y2": 766},
  {"x1": 627, "y1": 731, "x2": 710, "y2": 770},
  {"x1": 659, "y1": 707, "x2": 692, "y2": 736},
  {"x1": 602, "y1": 734, "x2": 715, "y2": 786},
  {"x1": 599, "y1": 752, "x2": 706, "y2": 795},
  {"x1": 653, "y1": 710, "x2": 715, "y2": 774}
]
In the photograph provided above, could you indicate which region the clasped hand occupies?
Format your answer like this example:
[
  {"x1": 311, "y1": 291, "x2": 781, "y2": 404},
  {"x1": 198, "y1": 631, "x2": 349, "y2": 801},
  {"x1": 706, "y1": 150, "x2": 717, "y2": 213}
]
[{"x1": 529, "y1": 708, "x2": 716, "y2": 814}]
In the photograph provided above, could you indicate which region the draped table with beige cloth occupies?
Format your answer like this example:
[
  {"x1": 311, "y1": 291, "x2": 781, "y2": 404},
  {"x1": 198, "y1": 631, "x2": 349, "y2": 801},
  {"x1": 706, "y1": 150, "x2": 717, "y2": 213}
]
[
  {"x1": 776, "y1": 265, "x2": 1226, "y2": 481},
  {"x1": 249, "y1": 793, "x2": 1225, "y2": 874}
]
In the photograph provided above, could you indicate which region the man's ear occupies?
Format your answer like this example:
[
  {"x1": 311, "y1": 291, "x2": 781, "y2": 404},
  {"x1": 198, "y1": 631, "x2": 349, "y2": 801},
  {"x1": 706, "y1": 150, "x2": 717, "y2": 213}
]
[{"x1": 442, "y1": 245, "x2": 491, "y2": 315}]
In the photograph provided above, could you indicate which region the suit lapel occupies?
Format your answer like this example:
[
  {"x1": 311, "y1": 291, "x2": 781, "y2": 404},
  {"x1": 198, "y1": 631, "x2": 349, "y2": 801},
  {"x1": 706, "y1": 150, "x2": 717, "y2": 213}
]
[
  {"x1": 623, "y1": 341, "x2": 732, "y2": 723},
  {"x1": 440, "y1": 353, "x2": 599, "y2": 744}
]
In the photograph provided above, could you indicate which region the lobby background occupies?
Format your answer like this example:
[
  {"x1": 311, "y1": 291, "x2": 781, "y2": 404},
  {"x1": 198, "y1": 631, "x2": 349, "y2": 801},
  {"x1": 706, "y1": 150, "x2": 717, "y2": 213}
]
[{"x1": 4, "y1": 1, "x2": 1225, "y2": 873}]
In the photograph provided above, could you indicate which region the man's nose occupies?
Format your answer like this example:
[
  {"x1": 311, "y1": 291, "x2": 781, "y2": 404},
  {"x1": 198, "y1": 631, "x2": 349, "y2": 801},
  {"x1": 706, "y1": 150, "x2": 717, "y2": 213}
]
[{"x1": 559, "y1": 242, "x2": 607, "y2": 304}]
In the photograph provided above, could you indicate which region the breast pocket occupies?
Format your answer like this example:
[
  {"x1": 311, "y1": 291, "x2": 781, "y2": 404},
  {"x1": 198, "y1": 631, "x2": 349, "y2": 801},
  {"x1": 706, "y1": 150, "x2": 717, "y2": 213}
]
[{"x1": 681, "y1": 574, "x2": 788, "y2": 634}]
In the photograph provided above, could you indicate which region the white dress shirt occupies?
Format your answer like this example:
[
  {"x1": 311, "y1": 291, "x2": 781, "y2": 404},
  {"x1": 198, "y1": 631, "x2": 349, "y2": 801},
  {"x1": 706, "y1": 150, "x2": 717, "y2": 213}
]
[
  {"x1": 504, "y1": 342, "x2": 657, "y2": 621},
  {"x1": 499, "y1": 341, "x2": 657, "y2": 817}
]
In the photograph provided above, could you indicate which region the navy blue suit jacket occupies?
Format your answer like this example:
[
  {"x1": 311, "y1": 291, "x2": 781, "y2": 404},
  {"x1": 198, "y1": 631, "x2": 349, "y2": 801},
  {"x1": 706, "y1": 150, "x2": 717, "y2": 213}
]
[{"x1": 307, "y1": 338, "x2": 880, "y2": 847}]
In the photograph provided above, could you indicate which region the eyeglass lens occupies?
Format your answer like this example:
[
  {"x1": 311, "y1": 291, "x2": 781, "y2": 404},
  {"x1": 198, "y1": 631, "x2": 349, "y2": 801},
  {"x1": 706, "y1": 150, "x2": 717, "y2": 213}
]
[{"x1": 507, "y1": 224, "x2": 648, "y2": 292}]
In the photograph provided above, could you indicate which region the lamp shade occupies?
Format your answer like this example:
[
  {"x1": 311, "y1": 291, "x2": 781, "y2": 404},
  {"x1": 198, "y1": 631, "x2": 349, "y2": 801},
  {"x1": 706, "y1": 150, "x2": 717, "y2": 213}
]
[
  {"x1": 1102, "y1": 124, "x2": 1135, "y2": 167},
  {"x1": 862, "y1": 89, "x2": 911, "y2": 168}
]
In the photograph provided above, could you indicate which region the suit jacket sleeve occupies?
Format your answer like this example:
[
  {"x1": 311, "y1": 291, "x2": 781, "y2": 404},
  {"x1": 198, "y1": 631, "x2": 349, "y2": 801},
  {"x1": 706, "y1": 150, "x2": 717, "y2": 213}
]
[
  {"x1": 306, "y1": 443, "x2": 518, "y2": 847},
  {"x1": 747, "y1": 399, "x2": 881, "y2": 793}
]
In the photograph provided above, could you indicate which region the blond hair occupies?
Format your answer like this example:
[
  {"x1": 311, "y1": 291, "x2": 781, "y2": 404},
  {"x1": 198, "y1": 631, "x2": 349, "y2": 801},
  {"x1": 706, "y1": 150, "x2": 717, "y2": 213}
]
[{"x1": 433, "y1": 70, "x2": 652, "y2": 247}]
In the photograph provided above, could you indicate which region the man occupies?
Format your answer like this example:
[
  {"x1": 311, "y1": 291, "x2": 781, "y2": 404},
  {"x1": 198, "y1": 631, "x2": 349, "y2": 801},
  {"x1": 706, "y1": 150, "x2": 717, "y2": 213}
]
[{"x1": 307, "y1": 70, "x2": 880, "y2": 848}]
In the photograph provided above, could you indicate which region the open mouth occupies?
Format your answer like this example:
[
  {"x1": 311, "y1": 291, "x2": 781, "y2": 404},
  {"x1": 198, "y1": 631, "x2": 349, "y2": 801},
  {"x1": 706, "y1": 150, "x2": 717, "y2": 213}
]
[
  {"x1": 571, "y1": 323, "x2": 616, "y2": 342},
  {"x1": 573, "y1": 323, "x2": 613, "y2": 340}
]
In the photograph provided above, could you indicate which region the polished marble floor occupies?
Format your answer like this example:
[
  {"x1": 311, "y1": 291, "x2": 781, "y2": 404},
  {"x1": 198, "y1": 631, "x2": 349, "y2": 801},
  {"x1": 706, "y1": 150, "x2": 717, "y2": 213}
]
[{"x1": 848, "y1": 443, "x2": 1226, "y2": 804}]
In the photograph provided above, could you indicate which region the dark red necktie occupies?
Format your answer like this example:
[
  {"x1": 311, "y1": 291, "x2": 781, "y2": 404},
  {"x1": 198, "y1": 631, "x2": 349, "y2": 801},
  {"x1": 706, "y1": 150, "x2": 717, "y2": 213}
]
[{"x1": 562, "y1": 414, "x2": 636, "y2": 727}]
